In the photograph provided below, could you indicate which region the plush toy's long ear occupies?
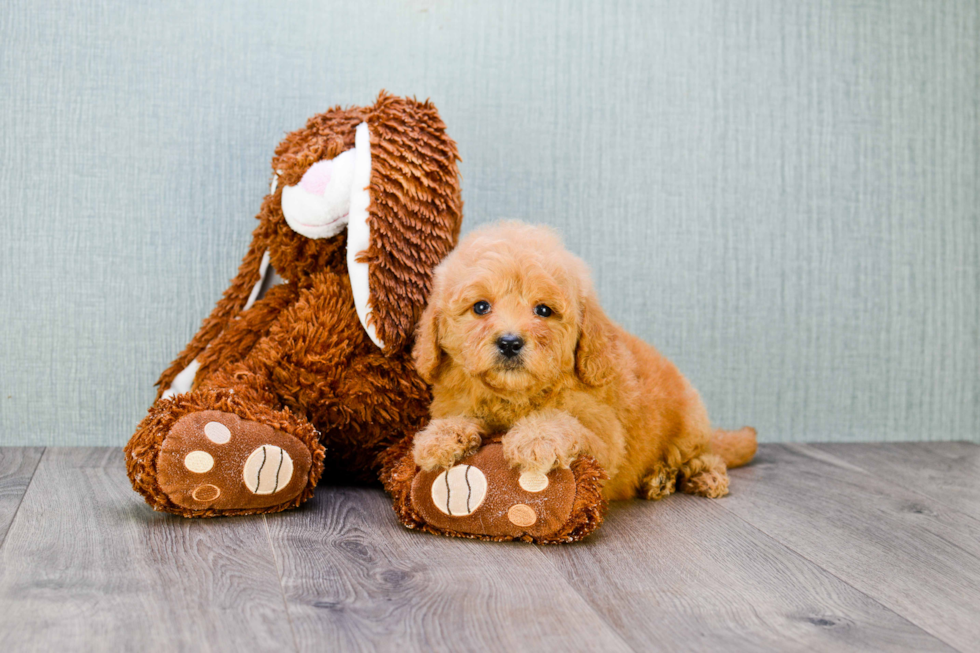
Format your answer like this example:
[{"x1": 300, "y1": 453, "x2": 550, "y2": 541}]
[
  {"x1": 155, "y1": 228, "x2": 269, "y2": 399},
  {"x1": 346, "y1": 93, "x2": 463, "y2": 355},
  {"x1": 575, "y1": 292, "x2": 617, "y2": 387}
]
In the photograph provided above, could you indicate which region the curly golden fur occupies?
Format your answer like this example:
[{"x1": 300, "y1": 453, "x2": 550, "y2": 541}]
[{"x1": 411, "y1": 221, "x2": 756, "y2": 502}]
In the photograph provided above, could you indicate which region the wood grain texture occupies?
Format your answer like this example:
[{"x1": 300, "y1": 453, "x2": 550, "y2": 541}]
[
  {"x1": 540, "y1": 493, "x2": 953, "y2": 652},
  {"x1": 721, "y1": 444, "x2": 980, "y2": 652},
  {"x1": 4, "y1": 445, "x2": 980, "y2": 651},
  {"x1": 0, "y1": 447, "x2": 43, "y2": 546},
  {"x1": 0, "y1": 448, "x2": 296, "y2": 653},
  {"x1": 265, "y1": 485, "x2": 632, "y2": 653},
  {"x1": 809, "y1": 442, "x2": 980, "y2": 523}
]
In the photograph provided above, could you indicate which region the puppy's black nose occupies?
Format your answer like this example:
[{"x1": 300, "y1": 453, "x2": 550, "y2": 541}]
[{"x1": 496, "y1": 334, "x2": 524, "y2": 358}]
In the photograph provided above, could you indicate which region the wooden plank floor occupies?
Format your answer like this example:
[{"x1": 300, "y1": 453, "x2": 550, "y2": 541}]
[{"x1": 0, "y1": 443, "x2": 977, "y2": 652}]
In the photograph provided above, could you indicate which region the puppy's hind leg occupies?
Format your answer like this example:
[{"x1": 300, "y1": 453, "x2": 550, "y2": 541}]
[
  {"x1": 641, "y1": 463, "x2": 678, "y2": 501},
  {"x1": 678, "y1": 453, "x2": 730, "y2": 498}
]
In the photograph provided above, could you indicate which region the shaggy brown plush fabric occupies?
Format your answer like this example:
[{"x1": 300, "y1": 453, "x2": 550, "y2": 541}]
[
  {"x1": 125, "y1": 93, "x2": 463, "y2": 517},
  {"x1": 379, "y1": 433, "x2": 607, "y2": 544}
]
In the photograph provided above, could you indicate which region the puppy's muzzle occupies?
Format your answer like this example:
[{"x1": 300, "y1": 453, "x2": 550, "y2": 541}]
[{"x1": 496, "y1": 334, "x2": 524, "y2": 359}]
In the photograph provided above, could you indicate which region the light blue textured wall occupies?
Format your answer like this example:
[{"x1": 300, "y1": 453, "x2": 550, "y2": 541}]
[{"x1": 1, "y1": 0, "x2": 977, "y2": 446}]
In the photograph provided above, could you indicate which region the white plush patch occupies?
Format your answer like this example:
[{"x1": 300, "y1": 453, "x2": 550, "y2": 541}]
[
  {"x1": 430, "y1": 465, "x2": 487, "y2": 517},
  {"x1": 184, "y1": 451, "x2": 214, "y2": 474},
  {"x1": 161, "y1": 358, "x2": 201, "y2": 400},
  {"x1": 347, "y1": 122, "x2": 383, "y2": 349},
  {"x1": 243, "y1": 250, "x2": 273, "y2": 311},
  {"x1": 242, "y1": 445, "x2": 293, "y2": 495},
  {"x1": 161, "y1": 250, "x2": 285, "y2": 401},
  {"x1": 204, "y1": 421, "x2": 231, "y2": 444},
  {"x1": 518, "y1": 471, "x2": 549, "y2": 493},
  {"x1": 281, "y1": 149, "x2": 356, "y2": 239},
  {"x1": 246, "y1": 253, "x2": 284, "y2": 312}
]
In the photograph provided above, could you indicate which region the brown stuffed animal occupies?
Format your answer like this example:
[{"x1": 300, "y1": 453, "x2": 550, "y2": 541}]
[
  {"x1": 125, "y1": 93, "x2": 464, "y2": 516},
  {"x1": 125, "y1": 92, "x2": 608, "y2": 543}
]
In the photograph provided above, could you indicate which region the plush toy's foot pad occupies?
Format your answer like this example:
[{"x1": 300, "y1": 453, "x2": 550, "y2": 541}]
[
  {"x1": 156, "y1": 410, "x2": 313, "y2": 512},
  {"x1": 405, "y1": 442, "x2": 606, "y2": 543}
]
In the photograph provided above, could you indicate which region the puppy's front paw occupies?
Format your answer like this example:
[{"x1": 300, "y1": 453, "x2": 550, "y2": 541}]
[
  {"x1": 413, "y1": 418, "x2": 483, "y2": 471},
  {"x1": 502, "y1": 425, "x2": 580, "y2": 475}
]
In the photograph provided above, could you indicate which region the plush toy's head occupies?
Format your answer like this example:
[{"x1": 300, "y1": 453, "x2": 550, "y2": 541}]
[{"x1": 242, "y1": 92, "x2": 463, "y2": 355}]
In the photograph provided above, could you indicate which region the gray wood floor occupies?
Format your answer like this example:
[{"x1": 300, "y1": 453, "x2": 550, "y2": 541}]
[{"x1": 0, "y1": 443, "x2": 977, "y2": 652}]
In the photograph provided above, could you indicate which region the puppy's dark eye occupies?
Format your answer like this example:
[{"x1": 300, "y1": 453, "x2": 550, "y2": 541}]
[
  {"x1": 534, "y1": 304, "x2": 553, "y2": 318},
  {"x1": 473, "y1": 301, "x2": 491, "y2": 315}
]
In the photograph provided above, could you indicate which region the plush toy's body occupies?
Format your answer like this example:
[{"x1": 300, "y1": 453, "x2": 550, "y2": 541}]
[{"x1": 126, "y1": 94, "x2": 461, "y2": 516}]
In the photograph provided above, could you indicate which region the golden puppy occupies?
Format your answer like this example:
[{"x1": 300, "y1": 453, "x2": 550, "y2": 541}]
[{"x1": 411, "y1": 221, "x2": 756, "y2": 502}]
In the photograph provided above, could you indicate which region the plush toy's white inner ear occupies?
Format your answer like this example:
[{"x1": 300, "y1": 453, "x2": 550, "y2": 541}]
[{"x1": 347, "y1": 122, "x2": 383, "y2": 349}]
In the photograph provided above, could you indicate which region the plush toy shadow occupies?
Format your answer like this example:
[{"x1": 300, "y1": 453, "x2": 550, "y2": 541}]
[{"x1": 124, "y1": 92, "x2": 607, "y2": 542}]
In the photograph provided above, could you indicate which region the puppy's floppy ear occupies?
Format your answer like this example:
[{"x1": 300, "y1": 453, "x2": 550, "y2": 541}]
[
  {"x1": 348, "y1": 93, "x2": 463, "y2": 355},
  {"x1": 575, "y1": 291, "x2": 616, "y2": 387},
  {"x1": 412, "y1": 299, "x2": 444, "y2": 384}
]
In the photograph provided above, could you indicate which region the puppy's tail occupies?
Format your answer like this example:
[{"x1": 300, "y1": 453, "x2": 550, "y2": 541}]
[{"x1": 710, "y1": 427, "x2": 757, "y2": 469}]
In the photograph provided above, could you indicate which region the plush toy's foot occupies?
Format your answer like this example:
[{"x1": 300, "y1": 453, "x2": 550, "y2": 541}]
[
  {"x1": 381, "y1": 435, "x2": 607, "y2": 544},
  {"x1": 125, "y1": 390, "x2": 325, "y2": 517}
]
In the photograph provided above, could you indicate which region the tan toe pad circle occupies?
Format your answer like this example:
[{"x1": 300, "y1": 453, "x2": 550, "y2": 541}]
[
  {"x1": 243, "y1": 445, "x2": 294, "y2": 495},
  {"x1": 192, "y1": 484, "x2": 221, "y2": 502},
  {"x1": 508, "y1": 503, "x2": 537, "y2": 527},
  {"x1": 518, "y1": 471, "x2": 549, "y2": 492},
  {"x1": 204, "y1": 421, "x2": 231, "y2": 444},
  {"x1": 430, "y1": 465, "x2": 488, "y2": 516},
  {"x1": 184, "y1": 451, "x2": 214, "y2": 473}
]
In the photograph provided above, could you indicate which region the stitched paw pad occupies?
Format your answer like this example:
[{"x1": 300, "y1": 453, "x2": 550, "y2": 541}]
[
  {"x1": 156, "y1": 410, "x2": 312, "y2": 511},
  {"x1": 411, "y1": 443, "x2": 577, "y2": 539}
]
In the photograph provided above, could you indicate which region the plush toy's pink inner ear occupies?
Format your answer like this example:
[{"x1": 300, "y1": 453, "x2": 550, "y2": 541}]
[{"x1": 299, "y1": 159, "x2": 332, "y2": 196}]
